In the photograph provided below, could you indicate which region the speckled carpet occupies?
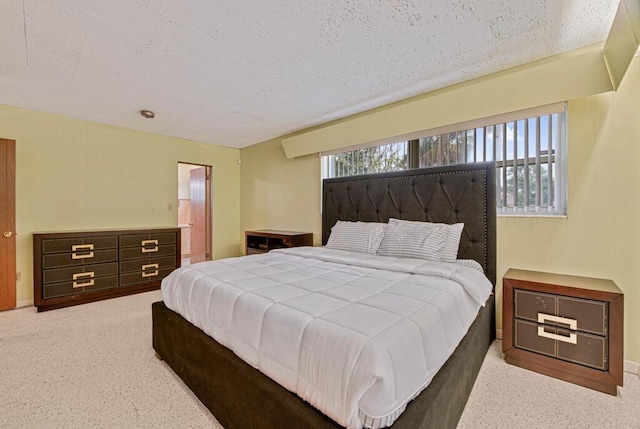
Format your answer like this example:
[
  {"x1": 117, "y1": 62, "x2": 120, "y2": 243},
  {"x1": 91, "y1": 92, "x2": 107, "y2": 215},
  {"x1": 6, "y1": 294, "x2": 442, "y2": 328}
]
[{"x1": 1, "y1": 290, "x2": 638, "y2": 428}]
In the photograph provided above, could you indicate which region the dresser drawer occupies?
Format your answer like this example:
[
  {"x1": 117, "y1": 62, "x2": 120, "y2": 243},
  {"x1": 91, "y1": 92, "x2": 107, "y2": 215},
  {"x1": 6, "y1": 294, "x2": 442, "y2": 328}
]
[
  {"x1": 43, "y1": 275, "x2": 119, "y2": 299},
  {"x1": 42, "y1": 262, "x2": 118, "y2": 284},
  {"x1": 514, "y1": 319, "x2": 607, "y2": 371},
  {"x1": 513, "y1": 318, "x2": 556, "y2": 358},
  {"x1": 514, "y1": 289, "x2": 608, "y2": 336},
  {"x1": 119, "y1": 256, "x2": 176, "y2": 274},
  {"x1": 119, "y1": 233, "x2": 177, "y2": 248},
  {"x1": 119, "y1": 244, "x2": 176, "y2": 261},
  {"x1": 42, "y1": 236, "x2": 118, "y2": 254},
  {"x1": 42, "y1": 249, "x2": 119, "y2": 269},
  {"x1": 120, "y1": 267, "x2": 174, "y2": 287}
]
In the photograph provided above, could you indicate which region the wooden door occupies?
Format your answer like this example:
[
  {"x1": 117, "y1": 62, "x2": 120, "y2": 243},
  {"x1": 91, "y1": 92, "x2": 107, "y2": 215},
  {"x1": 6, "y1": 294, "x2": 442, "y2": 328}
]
[
  {"x1": 0, "y1": 138, "x2": 16, "y2": 310},
  {"x1": 189, "y1": 167, "x2": 207, "y2": 263}
]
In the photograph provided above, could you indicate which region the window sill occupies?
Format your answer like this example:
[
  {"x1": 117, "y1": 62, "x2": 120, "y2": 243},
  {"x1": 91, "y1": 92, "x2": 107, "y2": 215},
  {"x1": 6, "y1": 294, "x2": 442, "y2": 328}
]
[{"x1": 497, "y1": 213, "x2": 567, "y2": 219}]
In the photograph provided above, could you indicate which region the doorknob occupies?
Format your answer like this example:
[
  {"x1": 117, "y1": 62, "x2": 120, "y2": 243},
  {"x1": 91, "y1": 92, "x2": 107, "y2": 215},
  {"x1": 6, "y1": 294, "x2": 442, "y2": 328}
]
[{"x1": 3, "y1": 232, "x2": 12, "y2": 238}]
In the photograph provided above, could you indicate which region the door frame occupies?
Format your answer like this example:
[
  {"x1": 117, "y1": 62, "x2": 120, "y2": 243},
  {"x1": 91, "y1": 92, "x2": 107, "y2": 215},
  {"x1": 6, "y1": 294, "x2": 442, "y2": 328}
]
[
  {"x1": 178, "y1": 162, "x2": 212, "y2": 261},
  {"x1": 1, "y1": 138, "x2": 16, "y2": 310}
]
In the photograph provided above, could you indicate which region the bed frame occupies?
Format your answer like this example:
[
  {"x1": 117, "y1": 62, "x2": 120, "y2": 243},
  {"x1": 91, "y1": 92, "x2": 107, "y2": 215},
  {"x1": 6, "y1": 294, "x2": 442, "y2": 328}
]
[{"x1": 153, "y1": 162, "x2": 496, "y2": 429}]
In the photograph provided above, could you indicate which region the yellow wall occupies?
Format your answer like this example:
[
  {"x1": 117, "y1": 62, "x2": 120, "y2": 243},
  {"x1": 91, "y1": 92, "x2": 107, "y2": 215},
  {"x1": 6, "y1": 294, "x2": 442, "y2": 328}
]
[
  {"x1": 281, "y1": 44, "x2": 612, "y2": 158},
  {"x1": 0, "y1": 104, "x2": 241, "y2": 304},
  {"x1": 241, "y1": 57, "x2": 640, "y2": 363},
  {"x1": 498, "y1": 61, "x2": 640, "y2": 363},
  {"x1": 240, "y1": 138, "x2": 322, "y2": 243}
]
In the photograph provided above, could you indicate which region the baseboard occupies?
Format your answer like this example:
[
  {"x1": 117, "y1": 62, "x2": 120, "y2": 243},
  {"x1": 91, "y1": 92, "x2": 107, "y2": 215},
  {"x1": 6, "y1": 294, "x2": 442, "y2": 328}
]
[
  {"x1": 625, "y1": 360, "x2": 640, "y2": 376},
  {"x1": 16, "y1": 299, "x2": 33, "y2": 308},
  {"x1": 495, "y1": 329, "x2": 502, "y2": 340}
]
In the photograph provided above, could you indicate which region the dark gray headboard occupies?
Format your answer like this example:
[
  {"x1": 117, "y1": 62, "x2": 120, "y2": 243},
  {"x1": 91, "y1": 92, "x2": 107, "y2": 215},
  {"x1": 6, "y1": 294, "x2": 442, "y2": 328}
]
[{"x1": 322, "y1": 162, "x2": 496, "y2": 286}]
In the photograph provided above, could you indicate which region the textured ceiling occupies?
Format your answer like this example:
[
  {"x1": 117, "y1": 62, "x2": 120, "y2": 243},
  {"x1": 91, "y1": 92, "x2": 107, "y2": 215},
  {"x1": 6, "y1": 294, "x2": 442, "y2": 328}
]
[{"x1": 0, "y1": 0, "x2": 619, "y2": 148}]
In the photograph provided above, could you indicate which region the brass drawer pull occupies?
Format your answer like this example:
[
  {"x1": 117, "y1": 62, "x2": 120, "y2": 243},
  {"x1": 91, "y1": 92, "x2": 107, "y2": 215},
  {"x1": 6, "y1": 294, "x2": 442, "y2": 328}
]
[
  {"x1": 72, "y1": 244, "x2": 94, "y2": 251},
  {"x1": 72, "y1": 251, "x2": 94, "y2": 259},
  {"x1": 72, "y1": 272, "x2": 95, "y2": 288},
  {"x1": 537, "y1": 326, "x2": 577, "y2": 344},
  {"x1": 537, "y1": 312, "x2": 578, "y2": 344},
  {"x1": 141, "y1": 263, "x2": 159, "y2": 277},
  {"x1": 141, "y1": 240, "x2": 159, "y2": 253},
  {"x1": 72, "y1": 244, "x2": 95, "y2": 259},
  {"x1": 537, "y1": 313, "x2": 577, "y2": 330}
]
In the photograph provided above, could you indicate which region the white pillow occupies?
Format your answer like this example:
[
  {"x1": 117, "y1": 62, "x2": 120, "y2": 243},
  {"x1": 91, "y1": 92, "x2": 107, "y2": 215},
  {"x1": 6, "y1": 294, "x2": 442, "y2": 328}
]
[
  {"x1": 377, "y1": 218, "x2": 449, "y2": 261},
  {"x1": 325, "y1": 221, "x2": 387, "y2": 254}
]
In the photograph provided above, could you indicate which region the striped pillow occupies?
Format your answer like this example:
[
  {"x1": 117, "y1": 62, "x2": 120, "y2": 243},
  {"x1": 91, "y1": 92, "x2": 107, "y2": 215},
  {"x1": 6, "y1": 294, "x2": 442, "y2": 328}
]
[
  {"x1": 456, "y1": 259, "x2": 484, "y2": 272},
  {"x1": 439, "y1": 222, "x2": 464, "y2": 263},
  {"x1": 388, "y1": 219, "x2": 464, "y2": 263},
  {"x1": 377, "y1": 219, "x2": 449, "y2": 261},
  {"x1": 326, "y1": 221, "x2": 387, "y2": 254}
]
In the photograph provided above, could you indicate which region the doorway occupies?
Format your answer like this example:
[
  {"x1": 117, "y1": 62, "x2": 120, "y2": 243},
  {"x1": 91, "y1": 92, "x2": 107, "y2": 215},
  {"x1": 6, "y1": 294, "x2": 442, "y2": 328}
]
[
  {"x1": 1, "y1": 138, "x2": 16, "y2": 311},
  {"x1": 177, "y1": 163, "x2": 212, "y2": 265}
]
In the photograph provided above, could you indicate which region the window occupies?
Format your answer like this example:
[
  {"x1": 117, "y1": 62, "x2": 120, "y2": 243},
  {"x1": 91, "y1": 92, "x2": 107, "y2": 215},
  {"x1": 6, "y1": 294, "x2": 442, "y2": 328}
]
[
  {"x1": 321, "y1": 104, "x2": 567, "y2": 216},
  {"x1": 323, "y1": 141, "x2": 408, "y2": 178}
]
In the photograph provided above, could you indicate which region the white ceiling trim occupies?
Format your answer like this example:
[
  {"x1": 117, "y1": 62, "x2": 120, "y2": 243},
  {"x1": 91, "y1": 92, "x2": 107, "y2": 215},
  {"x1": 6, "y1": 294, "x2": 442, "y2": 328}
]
[{"x1": 283, "y1": 44, "x2": 613, "y2": 159}]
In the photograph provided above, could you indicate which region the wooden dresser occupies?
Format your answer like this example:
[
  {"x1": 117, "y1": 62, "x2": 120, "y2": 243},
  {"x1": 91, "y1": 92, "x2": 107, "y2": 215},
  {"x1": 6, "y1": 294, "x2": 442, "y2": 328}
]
[
  {"x1": 502, "y1": 269, "x2": 623, "y2": 395},
  {"x1": 245, "y1": 230, "x2": 313, "y2": 255},
  {"x1": 33, "y1": 227, "x2": 180, "y2": 312}
]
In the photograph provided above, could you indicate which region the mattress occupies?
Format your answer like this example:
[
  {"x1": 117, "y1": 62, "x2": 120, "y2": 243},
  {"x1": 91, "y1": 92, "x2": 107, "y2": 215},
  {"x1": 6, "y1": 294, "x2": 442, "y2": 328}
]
[{"x1": 161, "y1": 247, "x2": 493, "y2": 429}]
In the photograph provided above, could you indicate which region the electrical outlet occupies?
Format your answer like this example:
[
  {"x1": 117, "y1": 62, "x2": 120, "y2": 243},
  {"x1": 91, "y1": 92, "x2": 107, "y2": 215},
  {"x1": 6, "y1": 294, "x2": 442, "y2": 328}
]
[{"x1": 16, "y1": 272, "x2": 21, "y2": 282}]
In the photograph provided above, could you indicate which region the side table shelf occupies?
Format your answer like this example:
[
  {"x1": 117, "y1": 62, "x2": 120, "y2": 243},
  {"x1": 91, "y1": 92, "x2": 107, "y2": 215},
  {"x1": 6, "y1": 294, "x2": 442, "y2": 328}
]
[{"x1": 245, "y1": 230, "x2": 313, "y2": 255}]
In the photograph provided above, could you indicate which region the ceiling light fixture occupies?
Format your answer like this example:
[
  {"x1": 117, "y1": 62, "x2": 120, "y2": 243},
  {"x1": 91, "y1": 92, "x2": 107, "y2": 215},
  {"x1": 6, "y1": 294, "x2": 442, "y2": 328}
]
[{"x1": 140, "y1": 110, "x2": 155, "y2": 119}]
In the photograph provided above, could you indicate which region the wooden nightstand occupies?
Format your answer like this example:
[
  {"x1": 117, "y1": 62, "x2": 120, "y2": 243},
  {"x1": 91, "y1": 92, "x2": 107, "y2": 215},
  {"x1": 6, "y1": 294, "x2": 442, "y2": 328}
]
[
  {"x1": 502, "y1": 269, "x2": 623, "y2": 395},
  {"x1": 245, "y1": 230, "x2": 313, "y2": 255}
]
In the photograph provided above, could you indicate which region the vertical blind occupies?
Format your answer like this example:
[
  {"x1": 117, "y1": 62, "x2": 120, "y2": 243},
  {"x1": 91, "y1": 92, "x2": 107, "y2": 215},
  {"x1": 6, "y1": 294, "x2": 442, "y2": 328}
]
[{"x1": 321, "y1": 103, "x2": 567, "y2": 216}]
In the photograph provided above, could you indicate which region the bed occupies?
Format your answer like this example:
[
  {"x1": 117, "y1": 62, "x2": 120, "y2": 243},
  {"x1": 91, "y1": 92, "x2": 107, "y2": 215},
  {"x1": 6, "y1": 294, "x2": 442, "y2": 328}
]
[{"x1": 152, "y1": 162, "x2": 496, "y2": 429}]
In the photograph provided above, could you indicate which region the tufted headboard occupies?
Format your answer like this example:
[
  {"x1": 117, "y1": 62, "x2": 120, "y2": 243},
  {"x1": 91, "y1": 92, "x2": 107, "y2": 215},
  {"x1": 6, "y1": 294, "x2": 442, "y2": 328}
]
[{"x1": 322, "y1": 162, "x2": 496, "y2": 286}]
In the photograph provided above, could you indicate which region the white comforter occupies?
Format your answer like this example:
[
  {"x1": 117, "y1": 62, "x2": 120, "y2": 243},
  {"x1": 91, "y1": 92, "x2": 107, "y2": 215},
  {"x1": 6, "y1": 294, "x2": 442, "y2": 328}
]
[{"x1": 161, "y1": 247, "x2": 492, "y2": 429}]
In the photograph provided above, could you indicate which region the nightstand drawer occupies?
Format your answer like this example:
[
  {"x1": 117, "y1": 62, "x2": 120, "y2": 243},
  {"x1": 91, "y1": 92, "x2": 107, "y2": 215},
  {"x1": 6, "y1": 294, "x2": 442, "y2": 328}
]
[
  {"x1": 514, "y1": 319, "x2": 608, "y2": 370},
  {"x1": 558, "y1": 296, "x2": 607, "y2": 336},
  {"x1": 514, "y1": 289, "x2": 608, "y2": 336}
]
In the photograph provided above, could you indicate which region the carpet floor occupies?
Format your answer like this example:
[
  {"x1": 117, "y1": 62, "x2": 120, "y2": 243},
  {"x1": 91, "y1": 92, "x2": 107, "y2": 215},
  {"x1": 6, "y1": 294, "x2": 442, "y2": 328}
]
[{"x1": 1, "y1": 290, "x2": 638, "y2": 428}]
